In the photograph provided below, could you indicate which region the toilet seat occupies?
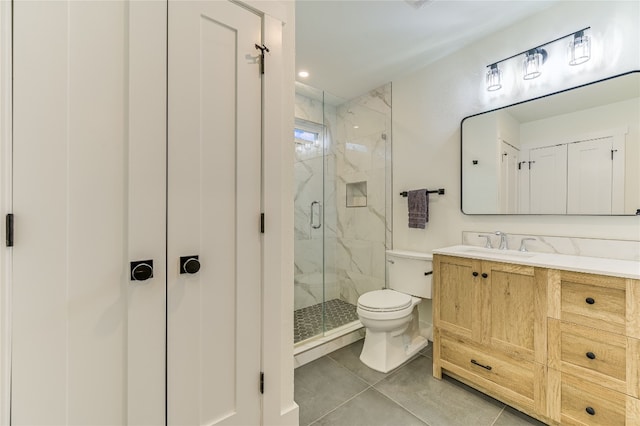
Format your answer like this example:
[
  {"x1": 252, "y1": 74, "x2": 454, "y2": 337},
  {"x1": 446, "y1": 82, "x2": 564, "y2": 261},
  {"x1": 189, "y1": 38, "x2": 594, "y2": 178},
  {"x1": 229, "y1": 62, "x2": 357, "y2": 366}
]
[{"x1": 357, "y1": 289, "x2": 412, "y2": 312}]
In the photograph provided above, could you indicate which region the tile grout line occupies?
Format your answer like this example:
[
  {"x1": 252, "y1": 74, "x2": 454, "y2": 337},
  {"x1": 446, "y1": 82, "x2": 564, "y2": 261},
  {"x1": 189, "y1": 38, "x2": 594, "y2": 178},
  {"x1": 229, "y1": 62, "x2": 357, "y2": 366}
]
[
  {"x1": 318, "y1": 351, "x2": 433, "y2": 424},
  {"x1": 490, "y1": 406, "x2": 506, "y2": 426},
  {"x1": 366, "y1": 387, "x2": 434, "y2": 426},
  {"x1": 307, "y1": 385, "x2": 373, "y2": 426},
  {"x1": 324, "y1": 354, "x2": 370, "y2": 384},
  {"x1": 370, "y1": 383, "x2": 433, "y2": 425}
]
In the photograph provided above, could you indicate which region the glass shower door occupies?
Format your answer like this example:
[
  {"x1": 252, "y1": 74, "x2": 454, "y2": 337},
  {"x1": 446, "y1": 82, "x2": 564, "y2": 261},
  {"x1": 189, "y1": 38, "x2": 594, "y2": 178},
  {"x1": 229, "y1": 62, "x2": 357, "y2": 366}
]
[{"x1": 293, "y1": 84, "x2": 327, "y2": 343}]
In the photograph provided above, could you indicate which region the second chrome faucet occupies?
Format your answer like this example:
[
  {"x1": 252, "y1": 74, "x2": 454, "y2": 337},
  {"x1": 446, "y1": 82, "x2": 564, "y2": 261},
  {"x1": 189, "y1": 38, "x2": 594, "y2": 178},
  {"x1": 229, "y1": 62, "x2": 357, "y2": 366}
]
[{"x1": 494, "y1": 231, "x2": 508, "y2": 250}]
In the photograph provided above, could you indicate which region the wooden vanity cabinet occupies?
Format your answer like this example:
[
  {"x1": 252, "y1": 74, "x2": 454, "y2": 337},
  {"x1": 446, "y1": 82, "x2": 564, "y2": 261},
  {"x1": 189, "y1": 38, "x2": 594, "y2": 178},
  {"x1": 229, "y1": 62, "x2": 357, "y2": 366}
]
[
  {"x1": 433, "y1": 255, "x2": 548, "y2": 419},
  {"x1": 433, "y1": 254, "x2": 640, "y2": 425}
]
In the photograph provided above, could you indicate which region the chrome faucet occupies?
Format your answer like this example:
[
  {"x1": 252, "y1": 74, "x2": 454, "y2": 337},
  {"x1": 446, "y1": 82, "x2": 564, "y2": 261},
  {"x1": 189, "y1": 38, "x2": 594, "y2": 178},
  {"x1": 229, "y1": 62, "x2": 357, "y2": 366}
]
[
  {"x1": 494, "y1": 231, "x2": 508, "y2": 250},
  {"x1": 478, "y1": 234, "x2": 493, "y2": 249},
  {"x1": 519, "y1": 237, "x2": 536, "y2": 252}
]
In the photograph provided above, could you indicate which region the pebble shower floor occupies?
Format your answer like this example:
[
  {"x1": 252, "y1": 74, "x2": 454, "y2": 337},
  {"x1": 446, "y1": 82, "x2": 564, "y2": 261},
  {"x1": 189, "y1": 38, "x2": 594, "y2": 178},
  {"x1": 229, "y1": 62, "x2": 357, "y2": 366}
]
[{"x1": 294, "y1": 299, "x2": 359, "y2": 343}]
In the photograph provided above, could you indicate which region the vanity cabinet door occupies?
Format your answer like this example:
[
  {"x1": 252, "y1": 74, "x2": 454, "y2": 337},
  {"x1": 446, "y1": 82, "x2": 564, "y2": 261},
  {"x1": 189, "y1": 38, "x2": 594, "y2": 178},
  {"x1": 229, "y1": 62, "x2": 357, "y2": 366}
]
[
  {"x1": 434, "y1": 255, "x2": 483, "y2": 342},
  {"x1": 481, "y1": 262, "x2": 547, "y2": 363},
  {"x1": 434, "y1": 256, "x2": 549, "y2": 419}
]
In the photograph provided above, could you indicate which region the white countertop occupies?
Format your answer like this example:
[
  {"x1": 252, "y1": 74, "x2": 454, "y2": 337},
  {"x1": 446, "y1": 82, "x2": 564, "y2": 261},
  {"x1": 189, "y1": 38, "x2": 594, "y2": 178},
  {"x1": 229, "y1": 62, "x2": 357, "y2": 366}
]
[{"x1": 433, "y1": 245, "x2": 640, "y2": 280}]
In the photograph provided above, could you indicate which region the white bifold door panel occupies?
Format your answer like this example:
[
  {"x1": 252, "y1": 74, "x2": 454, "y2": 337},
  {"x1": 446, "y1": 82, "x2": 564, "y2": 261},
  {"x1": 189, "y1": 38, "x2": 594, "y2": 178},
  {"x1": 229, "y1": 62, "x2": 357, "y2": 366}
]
[
  {"x1": 11, "y1": 0, "x2": 263, "y2": 424},
  {"x1": 499, "y1": 141, "x2": 519, "y2": 214},
  {"x1": 529, "y1": 145, "x2": 568, "y2": 214},
  {"x1": 567, "y1": 136, "x2": 622, "y2": 215},
  {"x1": 167, "y1": 1, "x2": 262, "y2": 425},
  {"x1": 12, "y1": 2, "x2": 134, "y2": 423}
]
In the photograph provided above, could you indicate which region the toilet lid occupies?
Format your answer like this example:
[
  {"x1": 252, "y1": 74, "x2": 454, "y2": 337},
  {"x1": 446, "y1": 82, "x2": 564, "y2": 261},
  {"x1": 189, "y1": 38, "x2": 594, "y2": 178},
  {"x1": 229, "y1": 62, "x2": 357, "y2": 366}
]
[{"x1": 357, "y1": 289, "x2": 412, "y2": 312}]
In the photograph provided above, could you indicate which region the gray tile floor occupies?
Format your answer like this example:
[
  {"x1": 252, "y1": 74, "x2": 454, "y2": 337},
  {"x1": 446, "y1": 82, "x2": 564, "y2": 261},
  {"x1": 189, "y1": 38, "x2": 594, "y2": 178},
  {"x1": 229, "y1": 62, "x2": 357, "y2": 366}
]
[{"x1": 294, "y1": 339, "x2": 547, "y2": 426}]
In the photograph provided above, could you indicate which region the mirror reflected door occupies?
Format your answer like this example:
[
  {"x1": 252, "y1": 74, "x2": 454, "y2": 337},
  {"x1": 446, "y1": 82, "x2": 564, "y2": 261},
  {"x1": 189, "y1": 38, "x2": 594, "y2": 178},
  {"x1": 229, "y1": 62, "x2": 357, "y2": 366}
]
[{"x1": 461, "y1": 71, "x2": 640, "y2": 215}]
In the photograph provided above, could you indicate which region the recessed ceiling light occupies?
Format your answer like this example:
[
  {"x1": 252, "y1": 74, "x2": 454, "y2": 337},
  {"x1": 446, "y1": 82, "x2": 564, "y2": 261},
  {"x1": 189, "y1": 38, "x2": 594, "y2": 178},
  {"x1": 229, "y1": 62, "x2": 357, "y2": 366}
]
[{"x1": 298, "y1": 71, "x2": 309, "y2": 78}]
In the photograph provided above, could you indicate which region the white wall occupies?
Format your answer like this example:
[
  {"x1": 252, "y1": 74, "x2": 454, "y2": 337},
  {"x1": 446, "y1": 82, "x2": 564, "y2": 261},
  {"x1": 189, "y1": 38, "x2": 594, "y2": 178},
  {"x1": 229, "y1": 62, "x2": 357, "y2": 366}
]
[{"x1": 392, "y1": 1, "x2": 640, "y2": 330}]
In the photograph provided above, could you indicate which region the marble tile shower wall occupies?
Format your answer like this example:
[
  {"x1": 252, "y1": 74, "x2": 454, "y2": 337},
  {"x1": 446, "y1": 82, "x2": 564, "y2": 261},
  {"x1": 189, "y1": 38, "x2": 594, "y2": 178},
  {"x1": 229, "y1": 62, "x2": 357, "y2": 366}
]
[
  {"x1": 335, "y1": 84, "x2": 392, "y2": 306},
  {"x1": 294, "y1": 84, "x2": 393, "y2": 312},
  {"x1": 294, "y1": 93, "x2": 339, "y2": 310}
]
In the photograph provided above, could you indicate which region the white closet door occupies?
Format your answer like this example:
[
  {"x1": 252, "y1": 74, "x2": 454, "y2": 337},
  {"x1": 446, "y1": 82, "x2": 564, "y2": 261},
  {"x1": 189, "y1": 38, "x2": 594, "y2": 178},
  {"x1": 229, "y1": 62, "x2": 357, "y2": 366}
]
[
  {"x1": 529, "y1": 145, "x2": 568, "y2": 214},
  {"x1": 11, "y1": 1, "x2": 160, "y2": 424},
  {"x1": 567, "y1": 137, "x2": 613, "y2": 214},
  {"x1": 499, "y1": 141, "x2": 519, "y2": 214},
  {"x1": 167, "y1": 1, "x2": 262, "y2": 425},
  {"x1": 126, "y1": 2, "x2": 168, "y2": 424}
]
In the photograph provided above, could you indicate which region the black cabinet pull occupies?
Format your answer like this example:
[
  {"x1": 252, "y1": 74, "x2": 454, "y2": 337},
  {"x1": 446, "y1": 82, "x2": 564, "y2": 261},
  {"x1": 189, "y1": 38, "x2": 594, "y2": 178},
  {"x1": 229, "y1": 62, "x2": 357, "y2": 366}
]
[
  {"x1": 470, "y1": 359, "x2": 492, "y2": 371},
  {"x1": 180, "y1": 255, "x2": 201, "y2": 274},
  {"x1": 481, "y1": 273, "x2": 488, "y2": 278},
  {"x1": 585, "y1": 297, "x2": 595, "y2": 305},
  {"x1": 130, "y1": 260, "x2": 154, "y2": 281},
  {"x1": 472, "y1": 272, "x2": 479, "y2": 277},
  {"x1": 586, "y1": 352, "x2": 596, "y2": 360},
  {"x1": 586, "y1": 407, "x2": 596, "y2": 416}
]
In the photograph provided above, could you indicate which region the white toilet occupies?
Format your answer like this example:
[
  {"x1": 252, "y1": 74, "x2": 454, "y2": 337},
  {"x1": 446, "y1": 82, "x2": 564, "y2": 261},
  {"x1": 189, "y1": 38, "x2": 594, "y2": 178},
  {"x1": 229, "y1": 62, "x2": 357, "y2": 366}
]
[{"x1": 357, "y1": 250, "x2": 433, "y2": 373}]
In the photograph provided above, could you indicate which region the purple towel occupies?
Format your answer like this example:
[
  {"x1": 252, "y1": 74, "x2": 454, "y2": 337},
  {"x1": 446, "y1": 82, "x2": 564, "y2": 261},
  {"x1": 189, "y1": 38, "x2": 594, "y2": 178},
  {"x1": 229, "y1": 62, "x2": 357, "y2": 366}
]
[{"x1": 408, "y1": 189, "x2": 428, "y2": 229}]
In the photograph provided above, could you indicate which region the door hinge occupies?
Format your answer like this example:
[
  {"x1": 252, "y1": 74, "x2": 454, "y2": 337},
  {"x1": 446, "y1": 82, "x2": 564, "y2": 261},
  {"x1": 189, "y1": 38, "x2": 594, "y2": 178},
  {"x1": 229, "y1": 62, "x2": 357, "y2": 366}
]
[
  {"x1": 260, "y1": 372, "x2": 264, "y2": 394},
  {"x1": 260, "y1": 213, "x2": 265, "y2": 234},
  {"x1": 255, "y1": 44, "x2": 269, "y2": 74},
  {"x1": 6, "y1": 214, "x2": 13, "y2": 247}
]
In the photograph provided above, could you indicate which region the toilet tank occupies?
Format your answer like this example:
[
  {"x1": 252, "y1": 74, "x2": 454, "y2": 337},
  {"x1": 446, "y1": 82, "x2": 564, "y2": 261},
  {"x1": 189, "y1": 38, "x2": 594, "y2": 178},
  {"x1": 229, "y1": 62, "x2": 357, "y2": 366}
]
[{"x1": 386, "y1": 250, "x2": 433, "y2": 299}]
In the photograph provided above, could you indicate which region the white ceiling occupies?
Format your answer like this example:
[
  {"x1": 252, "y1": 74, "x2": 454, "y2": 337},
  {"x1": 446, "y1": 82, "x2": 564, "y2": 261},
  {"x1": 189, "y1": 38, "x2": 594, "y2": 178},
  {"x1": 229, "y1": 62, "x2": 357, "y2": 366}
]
[{"x1": 296, "y1": 0, "x2": 559, "y2": 100}]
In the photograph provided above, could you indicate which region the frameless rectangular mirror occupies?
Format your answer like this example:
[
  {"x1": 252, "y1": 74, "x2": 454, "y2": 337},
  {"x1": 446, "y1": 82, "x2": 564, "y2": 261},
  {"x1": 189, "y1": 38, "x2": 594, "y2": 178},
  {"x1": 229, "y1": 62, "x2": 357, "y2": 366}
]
[{"x1": 461, "y1": 71, "x2": 640, "y2": 215}]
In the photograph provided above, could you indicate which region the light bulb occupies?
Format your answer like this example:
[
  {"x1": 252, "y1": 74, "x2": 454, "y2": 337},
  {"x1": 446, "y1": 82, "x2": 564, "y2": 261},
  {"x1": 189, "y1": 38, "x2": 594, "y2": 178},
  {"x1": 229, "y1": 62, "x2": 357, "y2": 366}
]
[
  {"x1": 568, "y1": 31, "x2": 590, "y2": 65},
  {"x1": 486, "y1": 64, "x2": 502, "y2": 91}
]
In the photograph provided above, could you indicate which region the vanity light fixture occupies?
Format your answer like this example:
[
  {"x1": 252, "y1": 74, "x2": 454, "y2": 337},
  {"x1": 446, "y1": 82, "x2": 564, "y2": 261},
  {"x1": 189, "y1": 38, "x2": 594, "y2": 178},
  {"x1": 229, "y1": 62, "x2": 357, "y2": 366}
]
[
  {"x1": 523, "y1": 48, "x2": 547, "y2": 80},
  {"x1": 485, "y1": 63, "x2": 502, "y2": 91},
  {"x1": 485, "y1": 26, "x2": 591, "y2": 91},
  {"x1": 568, "y1": 30, "x2": 591, "y2": 65}
]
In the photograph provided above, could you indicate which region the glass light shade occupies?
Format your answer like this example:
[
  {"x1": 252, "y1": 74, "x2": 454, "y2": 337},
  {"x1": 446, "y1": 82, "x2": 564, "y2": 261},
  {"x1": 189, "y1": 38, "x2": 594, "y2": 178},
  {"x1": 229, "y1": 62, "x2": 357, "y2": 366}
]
[
  {"x1": 523, "y1": 50, "x2": 543, "y2": 80},
  {"x1": 568, "y1": 33, "x2": 590, "y2": 65},
  {"x1": 486, "y1": 65, "x2": 502, "y2": 91}
]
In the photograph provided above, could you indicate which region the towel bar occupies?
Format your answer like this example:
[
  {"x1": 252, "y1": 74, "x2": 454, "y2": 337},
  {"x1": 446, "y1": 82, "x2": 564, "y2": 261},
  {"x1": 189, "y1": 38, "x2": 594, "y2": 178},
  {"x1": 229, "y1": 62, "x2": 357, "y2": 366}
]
[{"x1": 400, "y1": 188, "x2": 445, "y2": 197}]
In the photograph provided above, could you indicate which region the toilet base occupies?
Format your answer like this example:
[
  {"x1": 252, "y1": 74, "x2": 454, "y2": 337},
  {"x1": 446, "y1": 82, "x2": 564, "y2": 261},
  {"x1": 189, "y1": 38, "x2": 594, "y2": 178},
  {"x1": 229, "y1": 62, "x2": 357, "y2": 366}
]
[{"x1": 358, "y1": 309, "x2": 428, "y2": 373}]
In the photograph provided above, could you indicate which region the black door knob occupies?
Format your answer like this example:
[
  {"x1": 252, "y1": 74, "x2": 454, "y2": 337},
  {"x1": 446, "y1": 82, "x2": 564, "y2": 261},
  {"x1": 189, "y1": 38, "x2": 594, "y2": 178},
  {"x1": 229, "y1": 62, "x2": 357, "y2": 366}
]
[
  {"x1": 131, "y1": 260, "x2": 154, "y2": 281},
  {"x1": 180, "y1": 255, "x2": 201, "y2": 274}
]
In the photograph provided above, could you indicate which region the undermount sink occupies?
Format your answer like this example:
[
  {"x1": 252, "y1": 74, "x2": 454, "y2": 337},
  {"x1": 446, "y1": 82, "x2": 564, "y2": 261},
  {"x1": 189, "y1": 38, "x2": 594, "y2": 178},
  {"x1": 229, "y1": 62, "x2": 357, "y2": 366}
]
[{"x1": 459, "y1": 247, "x2": 537, "y2": 259}]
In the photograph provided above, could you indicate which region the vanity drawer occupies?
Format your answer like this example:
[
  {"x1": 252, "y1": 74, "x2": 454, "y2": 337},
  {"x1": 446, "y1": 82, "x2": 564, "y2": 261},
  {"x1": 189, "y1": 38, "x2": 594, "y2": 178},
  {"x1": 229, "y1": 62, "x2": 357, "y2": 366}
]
[
  {"x1": 560, "y1": 373, "x2": 626, "y2": 426},
  {"x1": 560, "y1": 272, "x2": 626, "y2": 335},
  {"x1": 440, "y1": 332, "x2": 534, "y2": 400},
  {"x1": 560, "y1": 322, "x2": 626, "y2": 381}
]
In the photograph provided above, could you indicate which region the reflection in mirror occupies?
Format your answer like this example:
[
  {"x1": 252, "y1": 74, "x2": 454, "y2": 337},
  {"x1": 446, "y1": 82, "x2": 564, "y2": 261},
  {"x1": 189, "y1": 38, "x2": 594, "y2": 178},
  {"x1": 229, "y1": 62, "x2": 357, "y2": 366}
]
[{"x1": 462, "y1": 71, "x2": 640, "y2": 215}]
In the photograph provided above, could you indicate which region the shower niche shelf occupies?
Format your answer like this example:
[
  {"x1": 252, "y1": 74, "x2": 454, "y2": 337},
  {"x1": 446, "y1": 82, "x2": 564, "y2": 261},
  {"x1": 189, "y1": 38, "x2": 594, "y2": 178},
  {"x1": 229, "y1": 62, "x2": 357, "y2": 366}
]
[{"x1": 346, "y1": 181, "x2": 367, "y2": 207}]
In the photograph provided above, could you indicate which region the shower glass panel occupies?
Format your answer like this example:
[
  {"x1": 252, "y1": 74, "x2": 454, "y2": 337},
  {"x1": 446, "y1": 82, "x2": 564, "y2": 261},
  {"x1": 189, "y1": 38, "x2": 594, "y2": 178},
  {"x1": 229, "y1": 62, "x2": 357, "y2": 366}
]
[{"x1": 294, "y1": 82, "x2": 392, "y2": 345}]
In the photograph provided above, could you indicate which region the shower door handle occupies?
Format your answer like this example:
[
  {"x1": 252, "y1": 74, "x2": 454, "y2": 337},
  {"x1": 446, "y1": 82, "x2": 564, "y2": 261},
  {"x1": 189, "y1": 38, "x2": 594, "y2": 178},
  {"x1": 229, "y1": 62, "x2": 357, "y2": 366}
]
[{"x1": 310, "y1": 201, "x2": 322, "y2": 229}]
